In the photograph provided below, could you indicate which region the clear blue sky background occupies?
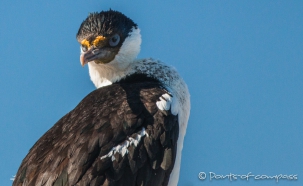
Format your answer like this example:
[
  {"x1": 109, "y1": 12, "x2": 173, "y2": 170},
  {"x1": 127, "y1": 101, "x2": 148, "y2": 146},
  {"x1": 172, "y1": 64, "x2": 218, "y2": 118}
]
[{"x1": 0, "y1": 1, "x2": 302, "y2": 186}]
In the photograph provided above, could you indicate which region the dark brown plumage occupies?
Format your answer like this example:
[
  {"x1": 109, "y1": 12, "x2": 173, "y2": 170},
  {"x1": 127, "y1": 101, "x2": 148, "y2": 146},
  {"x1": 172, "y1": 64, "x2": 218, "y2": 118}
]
[{"x1": 13, "y1": 76, "x2": 179, "y2": 186}]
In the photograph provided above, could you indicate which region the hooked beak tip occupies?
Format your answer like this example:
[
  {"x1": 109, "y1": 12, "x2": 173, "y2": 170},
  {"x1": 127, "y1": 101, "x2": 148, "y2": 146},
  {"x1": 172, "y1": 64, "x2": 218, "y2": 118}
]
[{"x1": 80, "y1": 54, "x2": 87, "y2": 67}]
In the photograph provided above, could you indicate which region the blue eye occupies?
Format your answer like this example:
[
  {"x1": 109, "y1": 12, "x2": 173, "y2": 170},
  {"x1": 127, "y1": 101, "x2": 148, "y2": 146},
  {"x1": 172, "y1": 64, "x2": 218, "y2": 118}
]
[{"x1": 109, "y1": 34, "x2": 120, "y2": 47}]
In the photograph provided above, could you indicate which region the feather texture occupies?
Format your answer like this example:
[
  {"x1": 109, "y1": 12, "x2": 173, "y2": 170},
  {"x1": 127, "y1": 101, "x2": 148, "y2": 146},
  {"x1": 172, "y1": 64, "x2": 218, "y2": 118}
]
[{"x1": 13, "y1": 80, "x2": 178, "y2": 186}]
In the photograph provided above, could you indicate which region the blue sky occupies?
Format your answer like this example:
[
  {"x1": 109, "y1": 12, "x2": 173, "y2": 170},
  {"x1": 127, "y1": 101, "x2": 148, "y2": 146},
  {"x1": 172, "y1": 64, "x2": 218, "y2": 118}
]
[{"x1": 0, "y1": 1, "x2": 302, "y2": 186}]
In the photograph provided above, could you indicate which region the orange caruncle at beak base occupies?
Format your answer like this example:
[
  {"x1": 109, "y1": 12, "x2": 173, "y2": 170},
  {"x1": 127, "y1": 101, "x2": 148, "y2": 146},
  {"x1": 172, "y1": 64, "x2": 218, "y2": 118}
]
[
  {"x1": 81, "y1": 39, "x2": 91, "y2": 48},
  {"x1": 92, "y1": 36, "x2": 106, "y2": 47},
  {"x1": 79, "y1": 36, "x2": 109, "y2": 67},
  {"x1": 80, "y1": 36, "x2": 107, "y2": 49}
]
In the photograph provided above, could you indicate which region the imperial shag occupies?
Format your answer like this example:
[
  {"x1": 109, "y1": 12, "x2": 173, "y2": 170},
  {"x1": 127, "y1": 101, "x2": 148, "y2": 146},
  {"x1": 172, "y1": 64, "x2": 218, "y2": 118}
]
[{"x1": 13, "y1": 10, "x2": 190, "y2": 186}]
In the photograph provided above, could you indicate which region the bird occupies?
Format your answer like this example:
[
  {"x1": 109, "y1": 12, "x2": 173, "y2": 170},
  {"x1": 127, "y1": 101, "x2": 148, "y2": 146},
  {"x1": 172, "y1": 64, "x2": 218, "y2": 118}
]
[{"x1": 13, "y1": 9, "x2": 190, "y2": 186}]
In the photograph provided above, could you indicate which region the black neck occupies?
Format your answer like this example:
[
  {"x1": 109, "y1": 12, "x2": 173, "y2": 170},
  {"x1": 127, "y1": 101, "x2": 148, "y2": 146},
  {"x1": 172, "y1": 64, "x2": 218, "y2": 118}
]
[{"x1": 115, "y1": 73, "x2": 161, "y2": 84}]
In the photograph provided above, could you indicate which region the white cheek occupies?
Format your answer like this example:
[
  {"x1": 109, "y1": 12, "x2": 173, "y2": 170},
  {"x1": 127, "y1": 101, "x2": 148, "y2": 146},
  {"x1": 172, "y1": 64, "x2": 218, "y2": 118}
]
[{"x1": 112, "y1": 27, "x2": 141, "y2": 66}]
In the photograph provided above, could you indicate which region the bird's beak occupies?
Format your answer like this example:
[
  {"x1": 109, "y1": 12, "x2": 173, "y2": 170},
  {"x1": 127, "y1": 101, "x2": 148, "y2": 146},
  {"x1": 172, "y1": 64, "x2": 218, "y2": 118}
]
[{"x1": 80, "y1": 47, "x2": 108, "y2": 67}]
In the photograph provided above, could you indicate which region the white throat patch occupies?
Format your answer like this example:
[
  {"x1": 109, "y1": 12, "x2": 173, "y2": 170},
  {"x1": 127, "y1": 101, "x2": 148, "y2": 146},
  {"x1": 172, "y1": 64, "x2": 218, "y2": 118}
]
[{"x1": 87, "y1": 27, "x2": 141, "y2": 88}]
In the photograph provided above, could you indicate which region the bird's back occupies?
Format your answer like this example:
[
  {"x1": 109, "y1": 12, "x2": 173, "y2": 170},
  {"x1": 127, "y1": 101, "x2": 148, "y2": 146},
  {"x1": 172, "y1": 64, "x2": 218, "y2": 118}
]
[{"x1": 13, "y1": 80, "x2": 179, "y2": 186}]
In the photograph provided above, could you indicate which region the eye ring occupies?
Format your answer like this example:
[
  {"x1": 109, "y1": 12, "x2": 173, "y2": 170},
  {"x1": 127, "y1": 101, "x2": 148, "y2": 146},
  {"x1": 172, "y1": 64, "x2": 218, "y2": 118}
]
[
  {"x1": 109, "y1": 34, "x2": 120, "y2": 47},
  {"x1": 81, "y1": 45, "x2": 88, "y2": 52}
]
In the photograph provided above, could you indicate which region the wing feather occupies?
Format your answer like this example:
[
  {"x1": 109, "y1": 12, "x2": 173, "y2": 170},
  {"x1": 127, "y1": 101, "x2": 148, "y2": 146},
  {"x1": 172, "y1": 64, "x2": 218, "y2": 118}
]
[{"x1": 13, "y1": 82, "x2": 179, "y2": 186}]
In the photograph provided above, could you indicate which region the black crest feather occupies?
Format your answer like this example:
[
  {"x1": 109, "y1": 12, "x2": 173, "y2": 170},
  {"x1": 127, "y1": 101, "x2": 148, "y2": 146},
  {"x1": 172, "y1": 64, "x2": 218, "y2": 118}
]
[{"x1": 76, "y1": 10, "x2": 137, "y2": 42}]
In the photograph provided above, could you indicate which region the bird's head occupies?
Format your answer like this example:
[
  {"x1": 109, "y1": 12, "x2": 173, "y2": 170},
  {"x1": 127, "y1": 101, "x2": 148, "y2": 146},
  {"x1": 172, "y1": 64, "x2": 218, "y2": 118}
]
[{"x1": 76, "y1": 10, "x2": 141, "y2": 70}]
